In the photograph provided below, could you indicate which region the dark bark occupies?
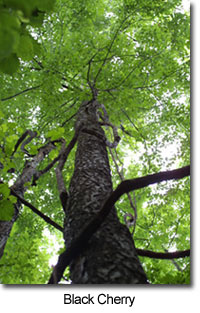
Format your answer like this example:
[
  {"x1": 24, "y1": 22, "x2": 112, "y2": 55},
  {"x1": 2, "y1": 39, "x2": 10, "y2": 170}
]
[{"x1": 63, "y1": 100, "x2": 148, "y2": 284}]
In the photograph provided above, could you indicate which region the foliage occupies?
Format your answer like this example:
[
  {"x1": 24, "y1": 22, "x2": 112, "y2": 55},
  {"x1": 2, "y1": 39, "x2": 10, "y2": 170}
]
[
  {"x1": 0, "y1": 0, "x2": 55, "y2": 74},
  {"x1": 0, "y1": 0, "x2": 190, "y2": 284},
  {"x1": 0, "y1": 210, "x2": 53, "y2": 284}
]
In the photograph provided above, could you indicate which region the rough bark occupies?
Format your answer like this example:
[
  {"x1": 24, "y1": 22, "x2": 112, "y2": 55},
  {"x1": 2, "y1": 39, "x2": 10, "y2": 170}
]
[{"x1": 64, "y1": 100, "x2": 148, "y2": 284}]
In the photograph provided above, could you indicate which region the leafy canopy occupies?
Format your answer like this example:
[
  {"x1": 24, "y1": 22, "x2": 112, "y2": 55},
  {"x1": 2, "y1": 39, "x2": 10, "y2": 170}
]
[
  {"x1": 0, "y1": 0, "x2": 55, "y2": 74},
  {"x1": 0, "y1": 0, "x2": 190, "y2": 284}
]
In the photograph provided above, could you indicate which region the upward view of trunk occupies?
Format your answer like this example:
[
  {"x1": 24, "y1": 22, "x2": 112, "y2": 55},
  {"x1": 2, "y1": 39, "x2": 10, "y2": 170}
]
[{"x1": 64, "y1": 100, "x2": 148, "y2": 284}]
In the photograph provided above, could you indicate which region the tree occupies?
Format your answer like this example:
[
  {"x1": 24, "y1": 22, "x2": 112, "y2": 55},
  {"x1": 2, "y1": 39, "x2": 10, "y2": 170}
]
[{"x1": 0, "y1": 0, "x2": 190, "y2": 284}]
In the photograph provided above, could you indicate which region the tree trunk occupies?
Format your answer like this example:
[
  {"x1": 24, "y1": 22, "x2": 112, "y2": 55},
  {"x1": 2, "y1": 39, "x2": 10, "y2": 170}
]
[{"x1": 64, "y1": 100, "x2": 148, "y2": 284}]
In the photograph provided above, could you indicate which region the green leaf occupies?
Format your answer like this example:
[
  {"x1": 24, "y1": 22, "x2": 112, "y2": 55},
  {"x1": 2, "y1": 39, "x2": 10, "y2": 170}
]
[
  {"x1": 29, "y1": 12, "x2": 44, "y2": 27},
  {"x1": 0, "y1": 183, "x2": 10, "y2": 199},
  {"x1": 16, "y1": 35, "x2": 34, "y2": 61},
  {"x1": 3, "y1": 0, "x2": 37, "y2": 17},
  {"x1": 28, "y1": 145, "x2": 38, "y2": 155},
  {"x1": 8, "y1": 195, "x2": 18, "y2": 204},
  {"x1": 0, "y1": 123, "x2": 8, "y2": 133},
  {"x1": 57, "y1": 246, "x2": 65, "y2": 255},
  {"x1": 0, "y1": 28, "x2": 19, "y2": 61},
  {"x1": 36, "y1": 0, "x2": 55, "y2": 12},
  {"x1": 47, "y1": 127, "x2": 65, "y2": 140},
  {"x1": 0, "y1": 9, "x2": 21, "y2": 31},
  {"x1": 0, "y1": 53, "x2": 20, "y2": 74},
  {"x1": 0, "y1": 111, "x2": 5, "y2": 119},
  {"x1": 0, "y1": 199, "x2": 14, "y2": 221},
  {"x1": 48, "y1": 149, "x2": 58, "y2": 161}
]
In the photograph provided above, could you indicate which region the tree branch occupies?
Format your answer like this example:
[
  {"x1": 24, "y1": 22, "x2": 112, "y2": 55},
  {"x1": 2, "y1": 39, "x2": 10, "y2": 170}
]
[
  {"x1": 61, "y1": 112, "x2": 77, "y2": 127},
  {"x1": 31, "y1": 139, "x2": 65, "y2": 185},
  {"x1": 1, "y1": 85, "x2": 41, "y2": 102},
  {"x1": 98, "y1": 103, "x2": 121, "y2": 148},
  {"x1": 12, "y1": 130, "x2": 29, "y2": 156},
  {"x1": 48, "y1": 165, "x2": 190, "y2": 284},
  {"x1": 32, "y1": 153, "x2": 61, "y2": 185},
  {"x1": 98, "y1": 51, "x2": 163, "y2": 92},
  {"x1": 136, "y1": 248, "x2": 190, "y2": 259},
  {"x1": 10, "y1": 189, "x2": 63, "y2": 232},
  {"x1": 93, "y1": 15, "x2": 131, "y2": 85},
  {"x1": 32, "y1": 131, "x2": 79, "y2": 210},
  {"x1": 115, "y1": 165, "x2": 190, "y2": 196}
]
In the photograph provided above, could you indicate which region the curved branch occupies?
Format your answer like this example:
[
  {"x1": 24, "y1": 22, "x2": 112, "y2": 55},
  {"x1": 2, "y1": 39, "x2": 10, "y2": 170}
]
[
  {"x1": 32, "y1": 154, "x2": 61, "y2": 185},
  {"x1": 99, "y1": 103, "x2": 120, "y2": 148},
  {"x1": 20, "y1": 130, "x2": 38, "y2": 156},
  {"x1": 12, "y1": 130, "x2": 29, "y2": 156},
  {"x1": 136, "y1": 248, "x2": 190, "y2": 259},
  {"x1": 32, "y1": 131, "x2": 78, "y2": 186},
  {"x1": 100, "y1": 121, "x2": 121, "y2": 148},
  {"x1": 10, "y1": 189, "x2": 63, "y2": 232},
  {"x1": 48, "y1": 165, "x2": 190, "y2": 284}
]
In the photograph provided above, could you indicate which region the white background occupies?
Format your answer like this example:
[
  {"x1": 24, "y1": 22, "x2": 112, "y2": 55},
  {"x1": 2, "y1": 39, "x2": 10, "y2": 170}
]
[{"x1": 0, "y1": 0, "x2": 198, "y2": 312}]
